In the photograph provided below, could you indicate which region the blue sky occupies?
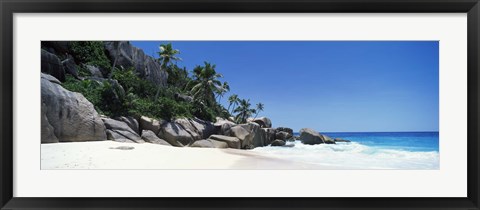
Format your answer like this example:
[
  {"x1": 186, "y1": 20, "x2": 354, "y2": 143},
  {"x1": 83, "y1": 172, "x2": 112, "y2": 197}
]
[{"x1": 131, "y1": 41, "x2": 439, "y2": 132}]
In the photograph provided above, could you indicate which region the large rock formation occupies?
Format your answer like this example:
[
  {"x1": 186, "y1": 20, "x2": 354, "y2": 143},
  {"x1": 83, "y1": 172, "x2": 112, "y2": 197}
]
[
  {"x1": 190, "y1": 139, "x2": 229, "y2": 148},
  {"x1": 139, "y1": 116, "x2": 164, "y2": 134},
  {"x1": 276, "y1": 127, "x2": 293, "y2": 137},
  {"x1": 61, "y1": 55, "x2": 80, "y2": 79},
  {"x1": 271, "y1": 139, "x2": 286, "y2": 146},
  {"x1": 103, "y1": 41, "x2": 168, "y2": 87},
  {"x1": 228, "y1": 123, "x2": 260, "y2": 149},
  {"x1": 116, "y1": 116, "x2": 140, "y2": 134},
  {"x1": 174, "y1": 118, "x2": 216, "y2": 139},
  {"x1": 41, "y1": 73, "x2": 107, "y2": 142},
  {"x1": 252, "y1": 117, "x2": 272, "y2": 128},
  {"x1": 157, "y1": 122, "x2": 196, "y2": 147},
  {"x1": 41, "y1": 49, "x2": 65, "y2": 82},
  {"x1": 41, "y1": 103, "x2": 58, "y2": 143},
  {"x1": 275, "y1": 131, "x2": 291, "y2": 141},
  {"x1": 141, "y1": 130, "x2": 171, "y2": 146},
  {"x1": 102, "y1": 118, "x2": 144, "y2": 143},
  {"x1": 209, "y1": 135, "x2": 241, "y2": 149},
  {"x1": 299, "y1": 128, "x2": 335, "y2": 145},
  {"x1": 263, "y1": 128, "x2": 276, "y2": 146},
  {"x1": 252, "y1": 127, "x2": 266, "y2": 148}
]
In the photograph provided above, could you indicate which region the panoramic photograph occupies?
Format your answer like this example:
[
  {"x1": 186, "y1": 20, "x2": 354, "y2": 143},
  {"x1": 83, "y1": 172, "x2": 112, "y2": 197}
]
[{"x1": 40, "y1": 41, "x2": 439, "y2": 170}]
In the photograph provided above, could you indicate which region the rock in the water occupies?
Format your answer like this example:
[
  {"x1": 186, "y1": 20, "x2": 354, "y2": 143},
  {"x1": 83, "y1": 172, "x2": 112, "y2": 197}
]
[
  {"x1": 334, "y1": 138, "x2": 352, "y2": 143},
  {"x1": 102, "y1": 118, "x2": 144, "y2": 143},
  {"x1": 41, "y1": 73, "x2": 106, "y2": 142},
  {"x1": 41, "y1": 103, "x2": 58, "y2": 143},
  {"x1": 275, "y1": 131, "x2": 291, "y2": 141},
  {"x1": 62, "y1": 56, "x2": 80, "y2": 79},
  {"x1": 103, "y1": 41, "x2": 168, "y2": 87},
  {"x1": 84, "y1": 64, "x2": 104, "y2": 78},
  {"x1": 141, "y1": 130, "x2": 171, "y2": 146},
  {"x1": 263, "y1": 128, "x2": 276, "y2": 146},
  {"x1": 116, "y1": 116, "x2": 139, "y2": 134},
  {"x1": 190, "y1": 139, "x2": 229, "y2": 148},
  {"x1": 276, "y1": 127, "x2": 293, "y2": 137},
  {"x1": 209, "y1": 135, "x2": 241, "y2": 149},
  {"x1": 157, "y1": 122, "x2": 195, "y2": 147},
  {"x1": 321, "y1": 134, "x2": 336, "y2": 144},
  {"x1": 41, "y1": 49, "x2": 65, "y2": 82},
  {"x1": 271, "y1": 139, "x2": 286, "y2": 146},
  {"x1": 139, "y1": 116, "x2": 164, "y2": 134},
  {"x1": 252, "y1": 117, "x2": 272, "y2": 128},
  {"x1": 299, "y1": 128, "x2": 326, "y2": 145}
]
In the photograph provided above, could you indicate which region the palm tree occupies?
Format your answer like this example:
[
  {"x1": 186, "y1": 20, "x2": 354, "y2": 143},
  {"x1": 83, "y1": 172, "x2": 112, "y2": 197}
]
[
  {"x1": 155, "y1": 43, "x2": 181, "y2": 98},
  {"x1": 189, "y1": 62, "x2": 223, "y2": 107},
  {"x1": 157, "y1": 43, "x2": 181, "y2": 68},
  {"x1": 216, "y1": 81, "x2": 230, "y2": 103},
  {"x1": 253, "y1": 102, "x2": 264, "y2": 119},
  {"x1": 233, "y1": 99, "x2": 257, "y2": 124},
  {"x1": 227, "y1": 94, "x2": 239, "y2": 114}
]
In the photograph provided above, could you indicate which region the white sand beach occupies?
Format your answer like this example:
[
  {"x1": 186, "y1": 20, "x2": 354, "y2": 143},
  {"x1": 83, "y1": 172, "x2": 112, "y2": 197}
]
[{"x1": 41, "y1": 141, "x2": 334, "y2": 170}]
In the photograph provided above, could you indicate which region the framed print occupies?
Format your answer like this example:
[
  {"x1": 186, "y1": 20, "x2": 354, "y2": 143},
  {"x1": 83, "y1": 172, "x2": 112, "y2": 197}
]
[{"x1": 1, "y1": 0, "x2": 479, "y2": 209}]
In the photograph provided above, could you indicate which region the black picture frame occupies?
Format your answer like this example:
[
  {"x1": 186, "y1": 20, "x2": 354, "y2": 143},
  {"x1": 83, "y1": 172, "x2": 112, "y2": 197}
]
[{"x1": 1, "y1": 0, "x2": 479, "y2": 209}]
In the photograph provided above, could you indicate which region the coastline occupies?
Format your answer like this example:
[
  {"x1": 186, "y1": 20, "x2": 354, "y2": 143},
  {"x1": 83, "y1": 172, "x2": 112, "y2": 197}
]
[{"x1": 41, "y1": 141, "x2": 341, "y2": 170}]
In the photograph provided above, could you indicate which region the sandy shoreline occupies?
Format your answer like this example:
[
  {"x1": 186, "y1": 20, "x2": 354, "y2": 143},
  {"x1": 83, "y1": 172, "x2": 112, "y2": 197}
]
[{"x1": 41, "y1": 141, "x2": 337, "y2": 169}]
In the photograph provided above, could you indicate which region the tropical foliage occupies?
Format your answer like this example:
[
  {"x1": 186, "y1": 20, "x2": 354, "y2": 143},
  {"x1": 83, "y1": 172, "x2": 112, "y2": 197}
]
[{"x1": 62, "y1": 41, "x2": 264, "y2": 122}]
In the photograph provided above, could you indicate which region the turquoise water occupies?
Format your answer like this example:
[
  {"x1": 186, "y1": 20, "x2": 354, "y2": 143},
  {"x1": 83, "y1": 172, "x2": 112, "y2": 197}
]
[
  {"x1": 252, "y1": 132, "x2": 439, "y2": 169},
  {"x1": 322, "y1": 132, "x2": 439, "y2": 152}
]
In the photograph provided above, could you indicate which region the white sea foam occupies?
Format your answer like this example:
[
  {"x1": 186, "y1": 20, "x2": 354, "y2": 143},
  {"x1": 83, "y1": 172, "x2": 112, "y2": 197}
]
[{"x1": 251, "y1": 141, "x2": 439, "y2": 169}]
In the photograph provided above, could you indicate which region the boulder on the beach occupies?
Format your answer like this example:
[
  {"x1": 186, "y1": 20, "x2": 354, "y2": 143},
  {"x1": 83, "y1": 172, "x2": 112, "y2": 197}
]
[
  {"x1": 252, "y1": 126, "x2": 267, "y2": 148},
  {"x1": 41, "y1": 73, "x2": 107, "y2": 142},
  {"x1": 41, "y1": 49, "x2": 65, "y2": 82},
  {"x1": 157, "y1": 122, "x2": 196, "y2": 147},
  {"x1": 275, "y1": 131, "x2": 291, "y2": 141},
  {"x1": 263, "y1": 128, "x2": 276, "y2": 146},
  {"x1": 116, "y1": 116, "x2": 140, "y2": 134},
  {"x1": 141, "y1": 130, "x2": 171, "y2": 146},
  {"x1": 103, "y1": 118, "x2": 144, "y2": 143},
  {"x1": 271, "y1": 139, "x2": 286, "y2": 146},
  {"x1": 276, "y1": 127, "x2": 293, "y2": 137},
  {"x1": 214, "y1": 117, "x2": 236, "y2": 135},
  {"x1": 228, "y1": 123, "x2": 260, "y2": 149},
  {"x1": 175, "y1": 118, "x2": 217, "y2": 139},
  {"x1": 299, "y1": 128, "x2": 325, "y2": 145},
  {"x1": 190, "y1": 139, "x2": 229, "y2": 148},
  {"x1": 41, "y1": 103, "x2": 59, "y2": 143},
  {"x1": 139, "y1": 116, "x2": 164, "y2": 134},
  {"x1": 252, "y1": 117, "x2": 272, "y2": 128},
  {"x1": 209, "y1": 135, "x2": 241, "y2": 149}
]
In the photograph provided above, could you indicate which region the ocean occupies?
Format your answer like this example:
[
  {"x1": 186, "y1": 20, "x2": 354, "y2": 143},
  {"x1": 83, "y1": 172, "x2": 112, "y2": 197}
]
[{"x1": 251, "y1": 132, "x2": 439, "y2": 169}]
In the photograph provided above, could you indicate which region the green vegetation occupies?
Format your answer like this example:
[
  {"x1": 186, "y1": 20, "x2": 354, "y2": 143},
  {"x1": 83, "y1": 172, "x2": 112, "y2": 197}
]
[
  {"x1": 62, "y1": 42, "x2": 264, "y2": 123},
  {"x1": 233, "y1": 99, "x2": 257, "y2": 124},
  {"x1": 70, "y1": 41, "x2": 111, "y2": 76}
]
